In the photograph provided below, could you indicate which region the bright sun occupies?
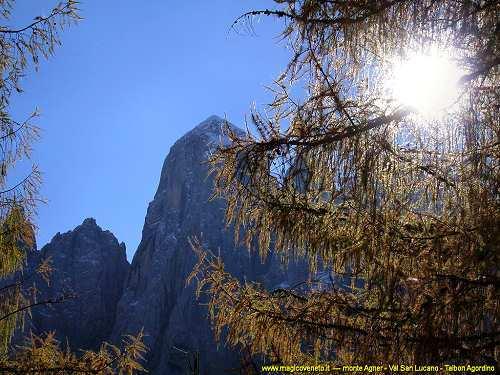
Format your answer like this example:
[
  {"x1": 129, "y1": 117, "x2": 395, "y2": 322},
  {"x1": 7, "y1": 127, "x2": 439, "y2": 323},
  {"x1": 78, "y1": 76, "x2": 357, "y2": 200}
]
[{"x1": 388, "y1": 50, "x2": 464, "y2": 116}]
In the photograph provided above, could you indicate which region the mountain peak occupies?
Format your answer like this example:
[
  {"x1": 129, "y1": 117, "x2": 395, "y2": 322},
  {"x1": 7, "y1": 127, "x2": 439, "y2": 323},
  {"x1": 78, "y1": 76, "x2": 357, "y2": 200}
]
[
  {"x1": 34, "y1": 218, "x2": 130, "y2": 351},
  {"x1": 191, "y1": 114, "x2": 227, "y2": 134},
  {"x1": 182, "y1": 115, "x2": 243, "y2": 145},
  {"x1": 82, "y1": 217, "x2": 97, "y2": 226},
  {"x1": 202, "y1": 114, "x2": 224, "y2": 123}
]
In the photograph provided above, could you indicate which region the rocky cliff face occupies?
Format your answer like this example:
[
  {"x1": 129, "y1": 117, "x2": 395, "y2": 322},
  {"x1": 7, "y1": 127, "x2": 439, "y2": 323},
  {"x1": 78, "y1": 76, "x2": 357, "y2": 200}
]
[
  {"x1": 30, "y1": 218, "x2": 129, "y2": 350},
  {"x1": 111, "y1": 115, "x2": 292, "y2": 374},
  {"x1": 12, "y1": 115, "x2": 303, "y2": 373}
]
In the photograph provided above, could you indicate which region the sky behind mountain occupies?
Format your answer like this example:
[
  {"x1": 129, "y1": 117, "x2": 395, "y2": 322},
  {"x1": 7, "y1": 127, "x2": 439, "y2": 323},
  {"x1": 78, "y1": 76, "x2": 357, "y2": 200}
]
[{"x1": 9, "y1": 1, "x2": 290, "y2": 260}]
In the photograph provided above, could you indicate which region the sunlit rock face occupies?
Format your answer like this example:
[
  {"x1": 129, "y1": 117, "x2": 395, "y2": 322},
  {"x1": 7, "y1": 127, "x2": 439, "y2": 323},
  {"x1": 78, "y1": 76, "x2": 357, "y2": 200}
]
[
  {"x1": 111, "y1": 116, "x2": 294, "y2": 374},
  {"x1": 30, "y1": 218, "x2": 130, "y2": 350}
]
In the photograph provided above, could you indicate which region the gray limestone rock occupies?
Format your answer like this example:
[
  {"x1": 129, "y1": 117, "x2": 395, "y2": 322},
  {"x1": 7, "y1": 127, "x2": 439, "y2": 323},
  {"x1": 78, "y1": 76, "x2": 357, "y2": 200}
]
[
  {"x1": 30, "y1": 218, "x2": 130, "y2": 351},
  {"x1": 9, "y1": 115, "x2": 306, "y2": 373},
  {"x1": 111, "y1": 116, "x2": 295, "y2": 374}
]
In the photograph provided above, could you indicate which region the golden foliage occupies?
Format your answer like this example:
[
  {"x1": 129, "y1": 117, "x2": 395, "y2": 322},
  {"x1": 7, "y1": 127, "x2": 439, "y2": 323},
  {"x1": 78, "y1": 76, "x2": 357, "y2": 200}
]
[
  {"x1": 0, "y1": 0, "x2": 80, "y2": 355},
  {"x1": 0, "y1": 2, "x2": 147, "y2": 374},
  {"x1": 190, "y1": 0, "x2": 500, "y2": 369},
  {"x1": 0, "y1": 330, "x2": 147, "y2": 374}
]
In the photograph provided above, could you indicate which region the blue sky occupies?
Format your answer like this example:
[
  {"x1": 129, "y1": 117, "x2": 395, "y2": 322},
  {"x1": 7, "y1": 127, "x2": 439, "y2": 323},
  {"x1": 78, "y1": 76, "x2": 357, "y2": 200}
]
[{"x1": 9, "y1": 1, "x2": 290, "y2": 260}]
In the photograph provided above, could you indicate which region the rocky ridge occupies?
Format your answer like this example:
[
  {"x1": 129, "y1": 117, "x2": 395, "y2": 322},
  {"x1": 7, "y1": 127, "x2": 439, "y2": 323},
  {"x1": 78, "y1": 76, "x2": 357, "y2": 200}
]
[
  {"x1": 28, "y1": 218, "x2": 129, "y2": 350},
  {"x1": 17, "y1": 115, "x2": 302, "y2": 374}
]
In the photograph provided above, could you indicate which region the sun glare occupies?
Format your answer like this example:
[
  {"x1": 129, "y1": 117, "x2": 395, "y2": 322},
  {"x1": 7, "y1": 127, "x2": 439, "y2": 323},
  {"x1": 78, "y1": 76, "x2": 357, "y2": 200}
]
[{"x1": 388, "y1": 49, "x2": 464, "y2": 117}]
